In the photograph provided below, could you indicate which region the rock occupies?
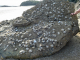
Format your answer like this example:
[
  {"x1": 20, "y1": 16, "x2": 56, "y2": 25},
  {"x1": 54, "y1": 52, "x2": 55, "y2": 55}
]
[
  {"x1": 0, "y1": 0, "x2": 79, "y2": 59},
  {"x1": 75, "y1": 1, "x2": 80, "y2": 31},
  {"x1": 1, "y1": 32, "x2": 80, "y2": 60},
  {"x1": 12, "y1": 17, "x2": 32, "y2": 27},
  {"x1": 75, "y1": 1, "x2": 80, "y2": 19}
]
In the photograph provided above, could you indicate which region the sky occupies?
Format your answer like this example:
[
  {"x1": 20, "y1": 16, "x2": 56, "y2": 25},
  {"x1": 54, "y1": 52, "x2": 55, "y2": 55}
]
[{"x1": 0, "y1": 0, "x2": 42, "y2": 6}]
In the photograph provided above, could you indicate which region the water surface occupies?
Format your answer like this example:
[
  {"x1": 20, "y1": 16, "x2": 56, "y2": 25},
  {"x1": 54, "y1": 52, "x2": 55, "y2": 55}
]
[{"x1": 0, "y1": 6, "x2": 34, "y2": 22}]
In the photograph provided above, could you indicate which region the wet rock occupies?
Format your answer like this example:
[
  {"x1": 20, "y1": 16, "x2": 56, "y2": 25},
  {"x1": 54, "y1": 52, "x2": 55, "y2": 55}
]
[{"x1": 0, "y1": 0, "x2": 79, "y2": 59}]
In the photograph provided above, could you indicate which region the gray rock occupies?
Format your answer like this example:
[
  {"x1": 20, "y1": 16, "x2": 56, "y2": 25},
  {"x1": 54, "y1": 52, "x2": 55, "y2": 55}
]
[
  {"x1": 75, "y1": 1, "x2": 80, "y2": 19},
  {"x1": 1, "y1": 33, "x2": 80, "y2": 60},
  {"x1": 0, "y1": 0, "x2": 79, "y2": 59},
  {"x1": 12, "y1": 17, "x2": 32, "y2": 27}
]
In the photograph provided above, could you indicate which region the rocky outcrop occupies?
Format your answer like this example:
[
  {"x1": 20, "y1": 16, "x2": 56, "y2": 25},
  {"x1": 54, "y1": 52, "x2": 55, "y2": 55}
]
[
  {"x1": 75, "y1": 1, "x2": 80, "y2": 31},
  {"x1": 75, "y1": 1, "x2": 80, "y2": 19},
  {"x1": 0, "y1": 0, "x2": 79, "y2": 59}
]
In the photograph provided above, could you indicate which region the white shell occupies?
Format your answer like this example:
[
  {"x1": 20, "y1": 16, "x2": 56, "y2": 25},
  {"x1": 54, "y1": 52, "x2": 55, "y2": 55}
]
[
  {"x1": 53, "y1": 42, "x2": 55, "y2": 44},
  {"x1": 38, "y1": 48, "x2": 42, "y2": 51},
  {"x1": 14, "y1": 48, "x2": 17, "y2": 51},
  {"x1": 42, "y1": 40, "x2": 45, "y2": 43},
  {"x1": 54, "y1": 39, "x2": 57, "y2": 42},
  {"x1": 33, "y1": 39, "x2": 37, "y2": 43},
  {"x1": 58, "y1": 11, "x2": 60, "y2": 13},
  {"x1": 68, "y1": 28, "x2": 71, "y2": 30},
  {"x1": 53, "y1": 3, "x2": 55, "y2": 5},
  {"x1": 46, "y1": 45, "x2": 49, "y2": 48},
  {"x1": 65, "y1": 16, "x2": 67, "y2": 18},
  {"x1": 57, "y1": 32, "x2": 60, "y2": 35},
  {"x1": 19, "y1": 50, "x2": 25, "y2": 54},
  {"x1": 63, "y1": 31, "x2": 66, "y2": 34},
  {"x1": 25, "y1": 41, "x2": 28, "y2": 44},
  {"x1": 19, "y1": 44, "x2": 21, "y2": 47},
  {"x1": 15, "y1": 29, "x2": 18, "y2": 32},
  {"x1": 29, "y1": 49, "x2": 32, "y2": 53},
  {"x1": 61, "y1": 29, "x2": 64, "y2": 31},
  {"x1": 24, "y1": 45, "x2": 28, "y2": 47},
  {"x1": 21, "y1": 35, "x2": 24, "y2": 38},
  {"x1": 26, "y1": 48, "x2": 29, "y2": 50},
  {"x1": 45, "y1": 4, "x2": 47, "y2": 6},
  {"x1": 50, "y1": 44, "x2": 54, "y2": 47},
  {"x1": 49, "y1": 12, "x2": 52, "y2": 14},
  {"x1": 29, "y1": 34, "x2": 32, "y2": 36},
  {"x1": 0, "y1": 43, "x2": 2, "y2": 46},
  {"x1": 8, "y1": 41, "x2": 14, "y2": 44},
  {"x1": 4, "y1": 48, "x2": 7, "y2": 51},
  {"x1": 46, "y1": 40, "x2": 49, "y2": 42},
  {"x1": 52, "y1": 34, "x2": 56, "y2": 37},
  {"x1": 52, "y1": 31, "x2": 55, "y2": 33}
]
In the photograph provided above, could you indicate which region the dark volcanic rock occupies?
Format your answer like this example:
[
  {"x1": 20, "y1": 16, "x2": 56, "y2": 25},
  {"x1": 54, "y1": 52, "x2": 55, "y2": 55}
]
[{"x1": 0, "y1": 0, "x2": 79, "y2": 59}]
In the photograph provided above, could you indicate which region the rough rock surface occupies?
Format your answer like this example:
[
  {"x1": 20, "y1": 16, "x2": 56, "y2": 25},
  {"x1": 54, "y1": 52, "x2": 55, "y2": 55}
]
[
  {"x1": 1, "y1": 32, "x2": 80, "y2": 60},
  {"x1": 75, "y1": 1, "x2": 80, "y2": 19},
  {"x1": 0, "y1": 0, "x2": 79, "y2": 59},
  {"x1": 75, "y1": 1, "x2": 80, "y2": 31}
]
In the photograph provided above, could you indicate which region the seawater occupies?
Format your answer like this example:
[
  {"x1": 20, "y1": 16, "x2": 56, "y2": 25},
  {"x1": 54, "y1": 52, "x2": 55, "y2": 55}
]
[{"x1": 0, "y1": 6, "x2": 34, "y2": 22}]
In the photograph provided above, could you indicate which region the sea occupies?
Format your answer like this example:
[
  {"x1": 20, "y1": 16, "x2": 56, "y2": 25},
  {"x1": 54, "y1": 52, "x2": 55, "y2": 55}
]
[{"x1": 0, "y1": 6, "x2": 34, "y2": 22}]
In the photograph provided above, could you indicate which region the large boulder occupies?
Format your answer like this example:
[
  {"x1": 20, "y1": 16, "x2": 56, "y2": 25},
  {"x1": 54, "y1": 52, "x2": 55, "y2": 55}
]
[
  {"x1": 75, "y1": 1, "x2": 80, "y2": 31},
  {"x1": 75, "y1": 0, "x2": 80, "y2": 19},
  {"x1": 0, "y1": 0, "x2": 79, "y2": 59}
]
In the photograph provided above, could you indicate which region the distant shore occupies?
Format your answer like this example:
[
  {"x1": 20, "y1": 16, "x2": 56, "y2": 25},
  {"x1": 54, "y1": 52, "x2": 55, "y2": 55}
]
[
  {"x1": 20, "y1": 1, "x2": 42, "y2": 6},
  {"x1": 0, "y1": 5, "x2": 17, "y2": 7}
]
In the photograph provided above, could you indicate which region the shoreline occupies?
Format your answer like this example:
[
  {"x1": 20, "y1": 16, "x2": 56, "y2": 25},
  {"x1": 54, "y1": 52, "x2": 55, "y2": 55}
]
[{"x1": 0, "y1": 6, "x2": 34, "y2": 22}]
